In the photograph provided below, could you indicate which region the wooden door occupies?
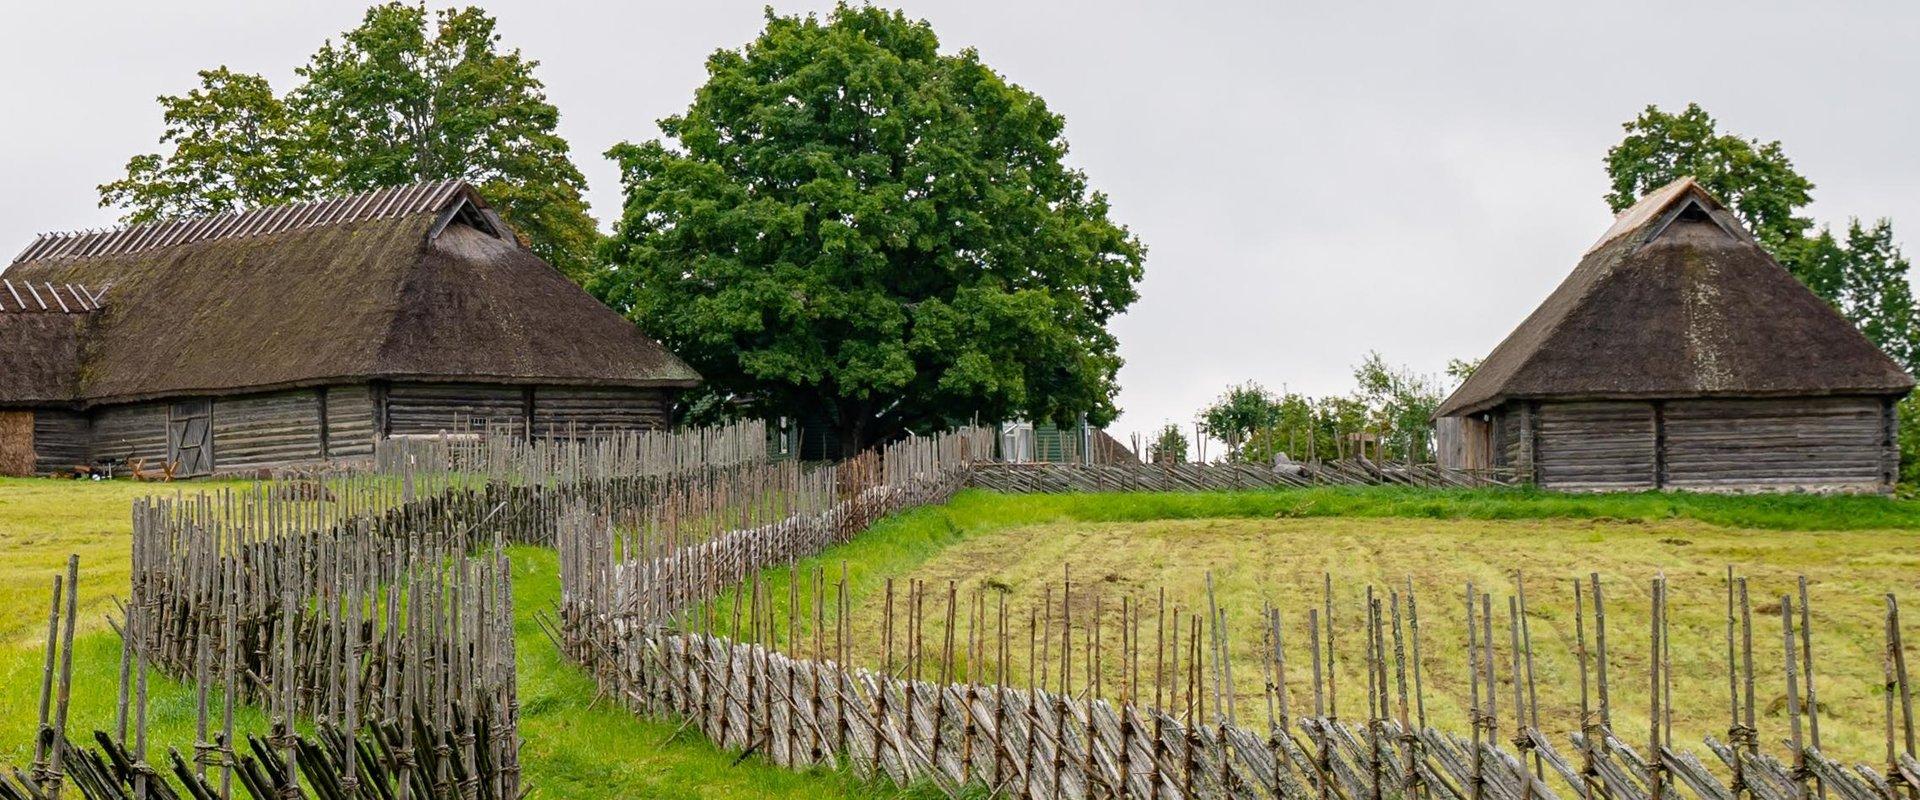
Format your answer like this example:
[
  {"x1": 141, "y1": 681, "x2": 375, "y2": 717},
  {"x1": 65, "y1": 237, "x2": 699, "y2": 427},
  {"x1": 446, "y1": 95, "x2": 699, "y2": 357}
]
[{"x1": 167, "y1": 399, "x2": 214, "y2": 477}]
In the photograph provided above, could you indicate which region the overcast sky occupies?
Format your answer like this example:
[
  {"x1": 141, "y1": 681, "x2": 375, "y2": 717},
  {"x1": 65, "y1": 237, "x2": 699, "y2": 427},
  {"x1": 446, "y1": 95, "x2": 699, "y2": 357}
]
[{"x1": 4, "y1": 2, "x2": 1917, "y2": 447}]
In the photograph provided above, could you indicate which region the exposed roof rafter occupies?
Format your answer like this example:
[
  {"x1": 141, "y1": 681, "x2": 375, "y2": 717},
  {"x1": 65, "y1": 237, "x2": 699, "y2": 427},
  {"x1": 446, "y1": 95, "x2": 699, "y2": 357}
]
[{"x1": 11, "y1": 180, "x2": 477, "y2": 266}]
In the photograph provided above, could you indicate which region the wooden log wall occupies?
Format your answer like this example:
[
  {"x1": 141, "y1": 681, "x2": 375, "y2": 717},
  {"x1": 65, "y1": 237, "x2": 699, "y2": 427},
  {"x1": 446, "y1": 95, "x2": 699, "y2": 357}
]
[
  {"x1": 1486, "y1": 395, "x2": 1898, "y2": 493},
  {"x1": 30, "y1": 409, "x2": 89, "y2": 474},
  {"x1": 1535, "y1": 401, "x2": 1658, "y2": 492},
  {"x1": 386, "y1": 381, "x2": 676, "y2": 440},
  {"x1": 210, "y1": 389, "x2": 326, "y2": 472},
  {"x1": 323, "y1": 385, "x2": 378, "y2": 460},
  {"x1": 87, "y1": 401, "x2": 168, "y2": 465},
  {"x1": 384, "y1": 382, "x2": 525, "y2": 437},
  {"x1": 532, "y1": 385, "x2": 671, "y2": 433},
  {"x1": 1663, "y1": 397, "x2": 1888, "y2": 492}
]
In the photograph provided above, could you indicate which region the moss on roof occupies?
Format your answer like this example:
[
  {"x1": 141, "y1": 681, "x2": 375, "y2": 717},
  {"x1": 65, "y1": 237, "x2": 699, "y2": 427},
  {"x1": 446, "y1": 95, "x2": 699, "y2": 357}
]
[{"x1": 1437, "y1": 179, "x2": 1913, "y2": 417}]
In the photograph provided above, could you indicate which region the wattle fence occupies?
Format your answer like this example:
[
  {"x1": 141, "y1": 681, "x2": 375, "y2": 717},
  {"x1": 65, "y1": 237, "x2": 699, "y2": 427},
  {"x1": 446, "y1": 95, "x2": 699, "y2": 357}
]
[
  {"x1": 552, "y1": 451, "x2": 1920, "y2": 800},
  {"x1": 967, "y1": 460, "x2": 1513, "y2": 493},
  {"x1": 9, "y1": 426, "x2": 1919, "y2": 800}
]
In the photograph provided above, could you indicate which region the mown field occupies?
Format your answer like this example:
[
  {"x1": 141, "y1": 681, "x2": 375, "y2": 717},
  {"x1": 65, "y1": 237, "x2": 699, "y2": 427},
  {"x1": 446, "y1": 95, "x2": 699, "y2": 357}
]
[
  {"x1": 712, "y1": 489, "x2": 1920, "y2": 765},
  {"x1": 2, "y1": 478, "x2": 1918, "y2": 795}
]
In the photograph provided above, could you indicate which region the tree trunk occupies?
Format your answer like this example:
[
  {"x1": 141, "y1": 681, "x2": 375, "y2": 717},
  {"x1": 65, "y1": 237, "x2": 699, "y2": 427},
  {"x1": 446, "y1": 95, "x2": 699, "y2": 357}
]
[{"x1": 835, "y1": 412, "x2": 869, "y2": 460}]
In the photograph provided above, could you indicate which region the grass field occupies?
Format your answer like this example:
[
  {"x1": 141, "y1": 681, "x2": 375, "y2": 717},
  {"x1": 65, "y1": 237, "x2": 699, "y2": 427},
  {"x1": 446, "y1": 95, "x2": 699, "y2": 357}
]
[
  {"x1": 711, "y1": 489, "x2": 1920, "y2": 765},
  {"x1": 2, "y1": 478, "x2": 1919, "y2": 793},
  {"x1": 0, "y1": 478, "x2": 937, "y2": 799}
]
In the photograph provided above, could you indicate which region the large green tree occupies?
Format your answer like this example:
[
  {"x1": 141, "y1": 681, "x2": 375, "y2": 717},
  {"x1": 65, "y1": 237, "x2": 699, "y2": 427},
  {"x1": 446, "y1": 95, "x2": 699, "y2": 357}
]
[
  {"x1": 1604, "y1": 103, "x2": 1814, "y2": 251},
  {"x1": 99, "y1": 3, "x2": 600, "y2": 280},
  {"x1": 596, "y1": 5, "x2": 1144, "y2": 454}
]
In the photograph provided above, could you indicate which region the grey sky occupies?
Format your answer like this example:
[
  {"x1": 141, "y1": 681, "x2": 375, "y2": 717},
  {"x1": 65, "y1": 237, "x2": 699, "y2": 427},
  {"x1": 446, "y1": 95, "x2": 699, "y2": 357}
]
[{"x1": 4, "y1": 2, "x2": 1916, "y2": 448}]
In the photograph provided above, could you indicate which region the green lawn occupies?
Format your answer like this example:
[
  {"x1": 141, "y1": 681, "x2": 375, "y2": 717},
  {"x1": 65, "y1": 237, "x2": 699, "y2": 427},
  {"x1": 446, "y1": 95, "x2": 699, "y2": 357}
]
[{"x1": 3, "y1": 478, "x2": 1919, "y2": 792}]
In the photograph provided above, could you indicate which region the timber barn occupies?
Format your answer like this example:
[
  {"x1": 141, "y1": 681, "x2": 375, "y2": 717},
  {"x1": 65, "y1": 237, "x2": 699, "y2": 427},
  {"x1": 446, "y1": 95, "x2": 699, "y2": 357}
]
[
  {"x1": 0, "y1": 180, "x2": 700, "y2": 477},
  {"x1": 1434, "y1": 178, "x2": 1913, "y2": 493}
]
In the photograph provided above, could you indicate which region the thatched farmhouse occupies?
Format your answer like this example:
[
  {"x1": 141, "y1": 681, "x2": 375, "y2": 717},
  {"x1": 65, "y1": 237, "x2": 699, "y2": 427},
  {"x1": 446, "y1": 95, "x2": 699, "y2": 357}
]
[
  {"x1": 0, "y1": 181, "x2": 699, "y2": 477},
  {"x1": 1435, "y1": 178, "x2": 1913, "y2": 492}
]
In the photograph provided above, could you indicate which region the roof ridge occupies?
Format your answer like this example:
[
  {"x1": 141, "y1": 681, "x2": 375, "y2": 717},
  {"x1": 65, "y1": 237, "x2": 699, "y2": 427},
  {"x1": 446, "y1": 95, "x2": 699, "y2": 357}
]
[
  {"x1": 12, "y1": 179, "x2": 470, "y2": 266},
  {"x1": 1586, "y1": 176, "x2": 1713, "y2": 254}
]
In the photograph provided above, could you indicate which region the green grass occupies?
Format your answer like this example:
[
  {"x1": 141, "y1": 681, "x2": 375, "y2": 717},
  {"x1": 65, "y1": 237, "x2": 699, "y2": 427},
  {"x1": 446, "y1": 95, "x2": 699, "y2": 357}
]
[
  {"x1": 5, "y1": 478, "x2": 1920, "y2": 791},
  {"x1": 0, "y1": 477, "x2": 256, "y2": 646},
  {"x1": 0, "y1": 478, "x2": 936, "y2": 799}
]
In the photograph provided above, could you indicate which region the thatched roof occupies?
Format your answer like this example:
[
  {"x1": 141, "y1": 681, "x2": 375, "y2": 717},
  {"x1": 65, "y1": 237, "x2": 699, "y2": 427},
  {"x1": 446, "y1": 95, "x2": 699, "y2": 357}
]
[
  {"x1": 2, "y1": 181, "x2": 698, "y2": 406},
  {"x1": 1436, "y1": 178, "x2": 1914, "y2": 418}
]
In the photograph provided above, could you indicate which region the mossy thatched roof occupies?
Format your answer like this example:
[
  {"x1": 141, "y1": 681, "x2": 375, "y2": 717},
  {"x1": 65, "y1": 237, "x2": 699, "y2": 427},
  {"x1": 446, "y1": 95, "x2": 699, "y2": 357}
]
[
  {"x1": 3, "y1": 181, "x2": 698, "y2": 406},
  {"x1": 1436, "y1": 178, "x2": 1913, "y2": 418}
]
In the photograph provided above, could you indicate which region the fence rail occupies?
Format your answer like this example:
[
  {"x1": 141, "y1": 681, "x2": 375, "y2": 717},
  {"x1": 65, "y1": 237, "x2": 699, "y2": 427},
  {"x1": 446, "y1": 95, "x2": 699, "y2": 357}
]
[{"x1": 967, "y1": 461, "x2": 1513, "y2": 494}]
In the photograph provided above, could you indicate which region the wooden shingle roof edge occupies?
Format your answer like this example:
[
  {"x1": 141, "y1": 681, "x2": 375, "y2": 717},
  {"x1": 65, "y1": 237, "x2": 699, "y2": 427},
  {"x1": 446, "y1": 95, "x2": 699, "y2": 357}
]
[{"x1": 10, "y1": 180, "x2": 490, "y2": 266}]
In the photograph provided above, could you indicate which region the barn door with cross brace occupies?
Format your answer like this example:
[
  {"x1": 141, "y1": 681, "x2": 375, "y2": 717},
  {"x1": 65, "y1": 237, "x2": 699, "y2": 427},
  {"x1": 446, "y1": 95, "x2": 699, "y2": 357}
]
[{"x1": 166, "y1": 399, "x2": 214, "y2": 477}]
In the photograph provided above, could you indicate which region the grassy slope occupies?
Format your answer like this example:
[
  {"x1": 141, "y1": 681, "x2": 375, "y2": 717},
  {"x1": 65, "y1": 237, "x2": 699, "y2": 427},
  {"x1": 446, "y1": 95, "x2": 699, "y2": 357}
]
[
  {"x1": 0, "y1": 478, "x2": 932, "y2": 799},
  {"x1": 710, "y1": 489, "x2": 1920, "y2": 764},
  {"x1": 0, "y1": 477, "x2": 257, "y2": 646}
]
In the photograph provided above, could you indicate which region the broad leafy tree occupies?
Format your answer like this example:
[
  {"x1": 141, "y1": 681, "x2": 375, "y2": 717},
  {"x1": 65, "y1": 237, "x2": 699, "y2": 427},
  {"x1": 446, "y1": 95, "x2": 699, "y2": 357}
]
[
  {"x1": 1604, "y1": 103, "x2": 1814, "y2": 252},
  {"x1": 1197, "y1": 382, "x2": 1281, "y2": 461},
  {"x1": 1148, "y1": 424, "x2": 1189, "y2": 465},
  {"x1": 100, "y1": 3, "x2": 600, "y2": 280},
  {"x1": 596, "y1": 5, "x2": 1144, "y2": 454}
]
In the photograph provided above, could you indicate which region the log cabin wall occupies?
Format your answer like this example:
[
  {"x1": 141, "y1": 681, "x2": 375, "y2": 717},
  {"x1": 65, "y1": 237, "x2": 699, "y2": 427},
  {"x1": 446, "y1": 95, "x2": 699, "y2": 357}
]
[
  {"x1": 53, "y1": 381, "x2": 674, "y2": 477},
  {"x1": 1500, "y1": 394, "x2": 1897, "y2": 493},
  {"x1": 89, "y1": 402, "x2": 170, "y2": 466},
  {"x1": 31, "y1": 409, "x2": 89, "y2": 474},
  {"x1": 1661, "y1": 396, "x2": 1890, "y2": 492},
  {"x1": 532, "y1": 386, "x2": 670, "y2": 435},
  {"x1": 1535, "y1": 401, "x2": 1658, "y2": 492},
  {"x1": 323, "y1": 385, "x2": 378, "y2": 459},
  {"x1": 384, "y1": 382, "x2": 527, "y2": 436},
  {"x1": 209, "y1": 390, "x2": 326, "y2": 472},
  {"x1": 384, "y1": 381, "x2": 672, "y2": 438}
]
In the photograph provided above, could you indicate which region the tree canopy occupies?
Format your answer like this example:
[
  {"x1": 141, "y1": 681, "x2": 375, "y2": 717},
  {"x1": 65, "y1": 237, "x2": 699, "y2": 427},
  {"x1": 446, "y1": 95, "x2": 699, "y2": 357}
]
[
  {"x1": 1195, "y1": 353, "x2": 1449, "y2": 465},
  {"x1": 595, "y1": 5, "x2": 1144, "y2": 454},
  {"x1": 99, "y1": 3, "x2": 600, "y2": 280},
  {"x1": 1148, "y1": 424, "x2": 1189, "y2": 465},
  {"x1": 1605, "y1": 103, "x2": 1814, "y2": 251}
]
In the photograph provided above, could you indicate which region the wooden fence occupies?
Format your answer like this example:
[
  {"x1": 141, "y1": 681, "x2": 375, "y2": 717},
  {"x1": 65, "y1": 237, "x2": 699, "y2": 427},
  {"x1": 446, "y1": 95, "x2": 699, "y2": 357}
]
[
  {"x1": 559, "y1": 561, "x2": 1920, "y2": 800},
  {"x1": 554, "y1": 437, "x2": 1918, "y2": 800},
  {"x1": 966, "y1": 461, "x2": 1513, "y2": 494},
  {"x1": 5, "y1": 556, "x2": 518, "y2": 800},
  {"x1": 14, "y1": 421, "x2": 1919, "y2": 800}
]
